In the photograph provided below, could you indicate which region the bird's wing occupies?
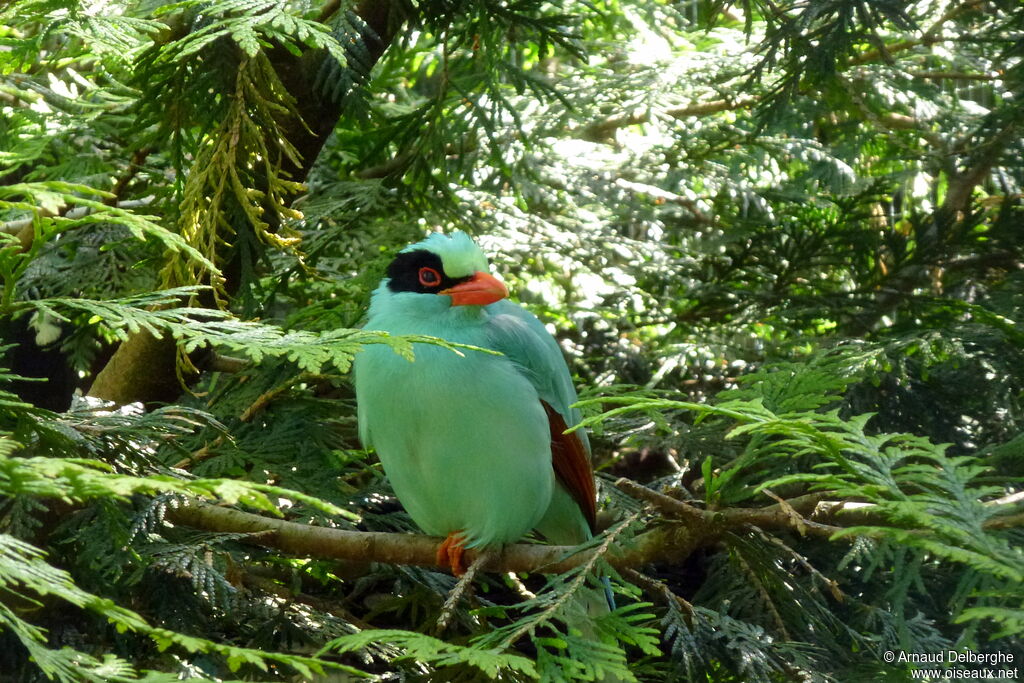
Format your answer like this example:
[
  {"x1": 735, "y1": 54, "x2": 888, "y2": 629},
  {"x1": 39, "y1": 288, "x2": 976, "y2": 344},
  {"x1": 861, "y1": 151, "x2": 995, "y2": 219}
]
[{"x1": 486, "y1": 300, "x2": 597, "y2": 532}]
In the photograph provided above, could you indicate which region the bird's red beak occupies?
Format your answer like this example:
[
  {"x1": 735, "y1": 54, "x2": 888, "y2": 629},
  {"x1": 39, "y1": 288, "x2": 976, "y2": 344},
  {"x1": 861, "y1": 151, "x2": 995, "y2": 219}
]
[{"x1": 442, "y1": 271, "x2": 509, "y2": 307}]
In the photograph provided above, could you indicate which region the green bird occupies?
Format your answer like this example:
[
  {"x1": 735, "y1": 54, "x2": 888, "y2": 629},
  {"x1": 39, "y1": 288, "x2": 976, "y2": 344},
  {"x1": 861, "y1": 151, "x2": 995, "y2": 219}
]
[{"x1": 354, "y1": 231, "x2": 600, "y2": 577}]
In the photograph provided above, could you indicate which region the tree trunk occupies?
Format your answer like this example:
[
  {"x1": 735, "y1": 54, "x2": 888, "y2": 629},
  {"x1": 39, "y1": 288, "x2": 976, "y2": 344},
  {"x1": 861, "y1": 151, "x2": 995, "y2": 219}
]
[{"x1": 89, "y1": 0, "x2": 405, "y2": 405}]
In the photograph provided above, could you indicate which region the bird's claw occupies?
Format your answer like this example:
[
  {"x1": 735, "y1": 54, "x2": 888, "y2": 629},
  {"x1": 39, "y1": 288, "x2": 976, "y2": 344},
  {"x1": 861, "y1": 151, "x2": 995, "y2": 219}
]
[{"x1": 436, "y1": 531, "x2": 467, "y2": 576}]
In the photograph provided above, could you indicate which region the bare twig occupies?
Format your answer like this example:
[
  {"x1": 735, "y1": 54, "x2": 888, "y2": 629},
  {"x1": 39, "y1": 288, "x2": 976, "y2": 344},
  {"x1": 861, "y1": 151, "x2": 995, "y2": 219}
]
[
  {"x1": 579, "y1": 97, "x2": 760, "y2": 142},
  {"x1": 616, "y1": 478, "x2": 843, "y2": 538},
  {"x1": 204, "y1": 354, "x2": 250, "y2": 374},
  {"x1": 172, "y1": 442, "x2": 220, "y2": 471},
  {"x1": 758, "y1": 531, "x2": 845, "y2": 602},
  {"x1": 735, "y1": 548, "x2": 790, "y2": 639},
  {"x1": 239, "y1": 373, "x2": 315, "y2": 422},
  {"x1": 665, "y1": 96, "x2": 760, "y2": 119},
  {"x1": 506, "y1": 572, "x2": 537, "y2": 600},
  {"x1": 987, "y1": 491, "x2": 1024, "y2": 507},
  {"x1": 172, "y1": 372, "x2": 311, "y2": 469},
  {"x1": 908, "y1": 70, "x2": 999, "y2": 81},
  {"x1": 614, "y1": 477, "x2": 706, "y2": 523},
  {"x1": 620, "y1": 567, "x2": 695, "y2": 619},
  {"x1": 105, "y1": 148, "x2": 152, "y2": 206},
  {"x1": 762, "y1": 488, "x2": 808, "y2": 536}
]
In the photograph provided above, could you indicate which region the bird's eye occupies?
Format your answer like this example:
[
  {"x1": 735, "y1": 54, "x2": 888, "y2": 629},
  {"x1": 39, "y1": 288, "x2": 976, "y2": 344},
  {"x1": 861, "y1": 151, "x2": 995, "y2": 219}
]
[{"x1": 418, "y1": 267, "x2": 442, "y2": 287}]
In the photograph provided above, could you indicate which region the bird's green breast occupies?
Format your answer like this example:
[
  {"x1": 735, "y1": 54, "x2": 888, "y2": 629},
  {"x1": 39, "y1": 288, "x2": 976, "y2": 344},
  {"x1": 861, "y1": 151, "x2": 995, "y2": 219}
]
[{"x1": 354, "y1": 303, "x2": 555, "y2": 547}]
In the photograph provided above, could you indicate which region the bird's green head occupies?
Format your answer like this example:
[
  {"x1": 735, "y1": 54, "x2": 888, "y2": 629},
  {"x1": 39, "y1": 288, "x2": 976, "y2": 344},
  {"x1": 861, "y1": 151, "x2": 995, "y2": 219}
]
[{"x1": 380, "y1": 231, "x2": 508, "y2": 308}]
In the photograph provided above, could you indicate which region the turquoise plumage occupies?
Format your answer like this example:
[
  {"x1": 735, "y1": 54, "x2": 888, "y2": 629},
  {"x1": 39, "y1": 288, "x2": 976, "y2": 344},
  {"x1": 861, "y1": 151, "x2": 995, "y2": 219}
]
[{"x1": 354, "y1": 231, "x2": 597, "y2": 571}]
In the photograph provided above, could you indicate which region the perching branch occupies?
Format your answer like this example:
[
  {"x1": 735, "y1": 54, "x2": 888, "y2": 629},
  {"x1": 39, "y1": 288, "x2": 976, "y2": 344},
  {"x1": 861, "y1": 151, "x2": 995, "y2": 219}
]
[
  {"x1": 167, "y1": 501, "x2": 709, "y2": 574},
  {"x1": 166, "y1": 480, "x2": 1024, "y2": 575}
]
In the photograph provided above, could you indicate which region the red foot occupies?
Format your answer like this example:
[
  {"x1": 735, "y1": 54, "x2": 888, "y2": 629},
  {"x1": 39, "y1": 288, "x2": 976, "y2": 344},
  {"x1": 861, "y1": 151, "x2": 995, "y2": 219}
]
[{"x1": 436, "y1": 531, "x2": 467, "y2": 576}]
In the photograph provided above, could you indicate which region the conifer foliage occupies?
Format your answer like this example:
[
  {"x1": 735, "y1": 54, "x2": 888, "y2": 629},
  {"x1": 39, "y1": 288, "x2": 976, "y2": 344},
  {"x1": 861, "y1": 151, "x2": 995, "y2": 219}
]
[{"x1": 1, "y1": 0, "x2": 1022, "y2": 680}]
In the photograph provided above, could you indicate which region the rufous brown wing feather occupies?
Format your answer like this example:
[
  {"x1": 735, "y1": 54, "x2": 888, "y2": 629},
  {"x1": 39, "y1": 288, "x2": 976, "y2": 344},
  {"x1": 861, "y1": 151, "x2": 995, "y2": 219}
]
[{"x1": 541, "y1": 400, "x2": 597, "y2": 533}]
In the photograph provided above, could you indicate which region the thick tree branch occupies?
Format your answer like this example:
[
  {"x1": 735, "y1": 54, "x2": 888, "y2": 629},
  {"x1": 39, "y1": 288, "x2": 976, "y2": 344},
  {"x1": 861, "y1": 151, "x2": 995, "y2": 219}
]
[
  {"x1": 166, "y1": 473, "x2": 1024, "y2": 575},
  {"x1": 167, "y1": 502, "x2": 709, "y2": 574}
]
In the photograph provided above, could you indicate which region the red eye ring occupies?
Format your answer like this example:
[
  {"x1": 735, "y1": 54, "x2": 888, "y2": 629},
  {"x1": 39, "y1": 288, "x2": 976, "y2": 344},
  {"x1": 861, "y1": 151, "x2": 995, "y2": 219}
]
[{"x1": 418, "y1": 267, "x2": 442, "y2": 287}]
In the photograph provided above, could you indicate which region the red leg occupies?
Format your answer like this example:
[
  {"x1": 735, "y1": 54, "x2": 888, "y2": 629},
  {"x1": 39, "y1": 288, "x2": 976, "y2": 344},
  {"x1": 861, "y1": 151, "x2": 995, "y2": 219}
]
[{"x1": 436, "y1": 531, "x2": 468, "y2": 576}]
